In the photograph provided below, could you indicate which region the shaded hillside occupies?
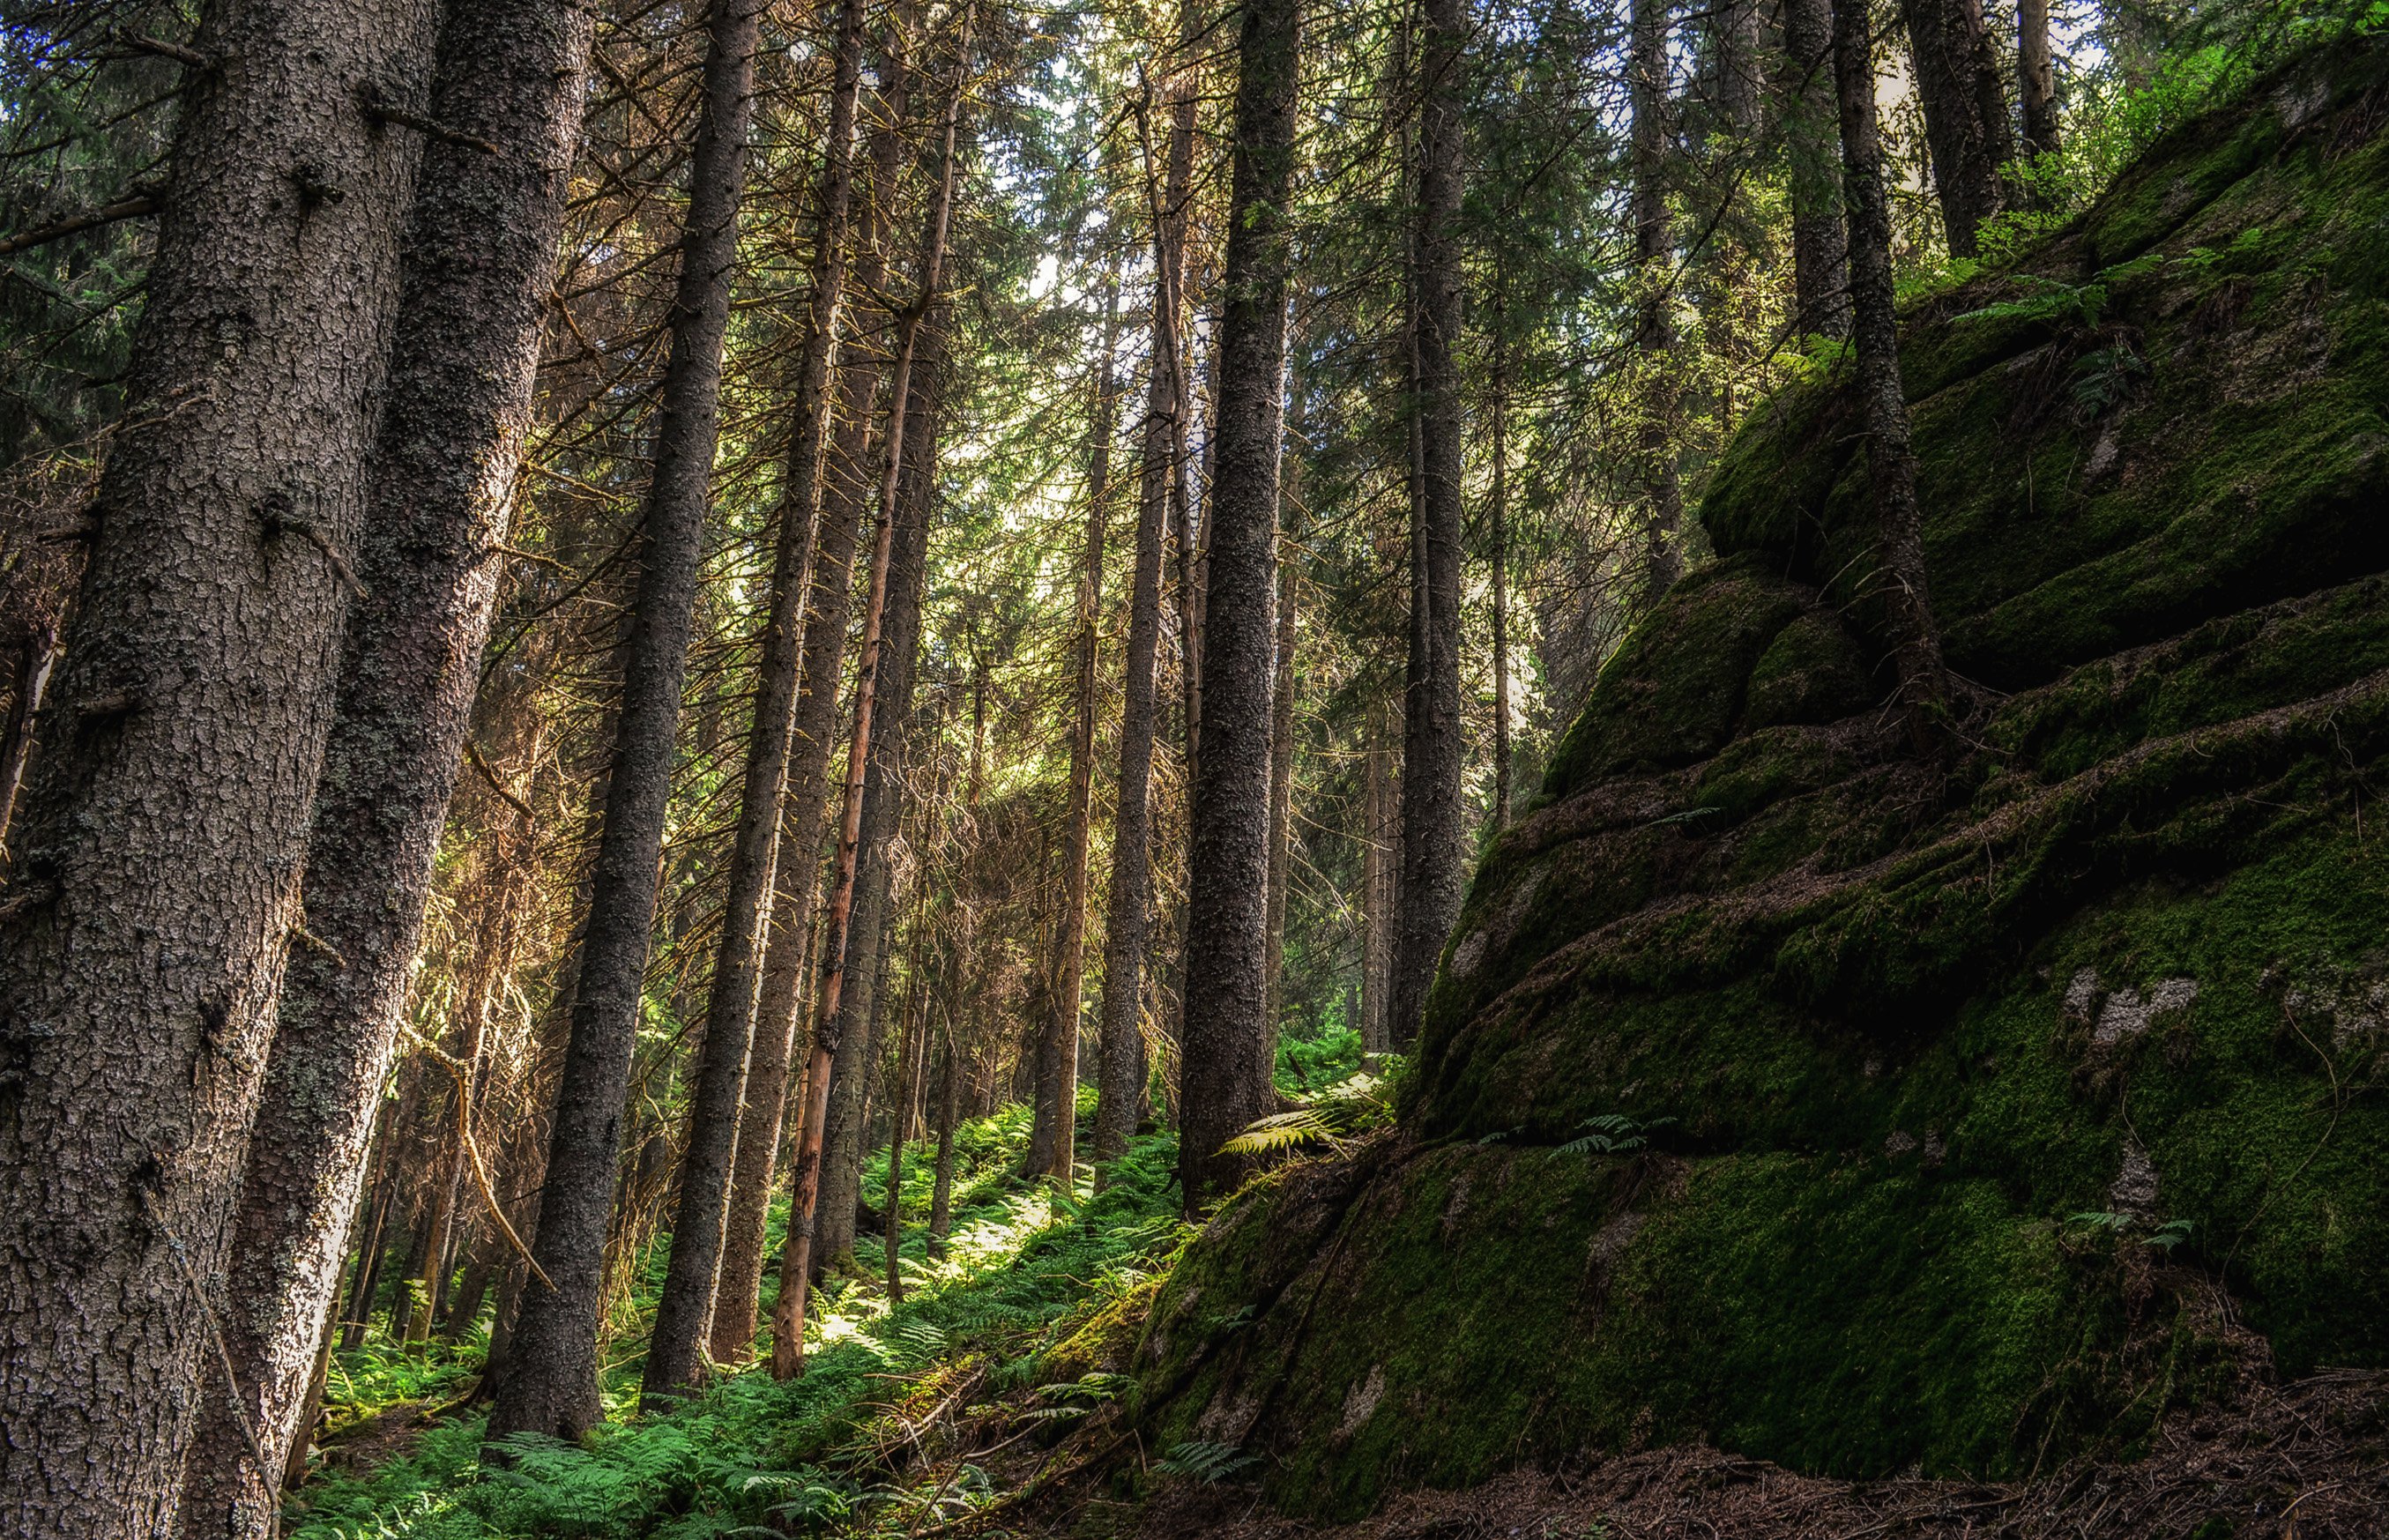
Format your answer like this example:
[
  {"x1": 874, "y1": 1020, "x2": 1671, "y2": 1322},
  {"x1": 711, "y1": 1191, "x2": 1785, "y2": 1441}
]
[{"x1": 1134, "y1": 38, "x2": 2389, "y2": 1521}]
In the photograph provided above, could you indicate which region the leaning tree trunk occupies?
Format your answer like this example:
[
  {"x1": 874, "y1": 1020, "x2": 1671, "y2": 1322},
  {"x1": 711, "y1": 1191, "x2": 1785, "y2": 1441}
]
[
  {"x1": 0, "y1": 0, "x2": 440, "y2": 1529},
  {"x1": 1834, "y1": 0, "x2": 1949, "y2": 750},
  {"x1": 1177, "y1": 0, "x2": 1300, "y2": 1209},
  {"x1": 1094, "y1": 17, "x2": 1200, "y2": 1164},
  {"x1": 708, "y1": 39, "x2": 917, "y2": 1362},
  {"x1": 1899, "y1": 0, "x2": 2016, "y2": 256},
  {"x1": 1387, "y1": 0, "x2": 1470, "y2": 1052},
  {"x1": 1029, "y1": 292, "x2": 1120, "y2": 1182},
  {"x1": 487, "y1": 0, "x2": 762, "y2": 1444}
]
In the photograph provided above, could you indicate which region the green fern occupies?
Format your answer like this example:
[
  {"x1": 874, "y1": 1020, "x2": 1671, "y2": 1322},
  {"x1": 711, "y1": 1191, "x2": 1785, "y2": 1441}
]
[
  {"x1": 1553, "y1": 1112, "x2": 1675, "y2": 1157},
  {"x1": 1153, "y1": 1440, "x2": 1259, "y2": 1484}
]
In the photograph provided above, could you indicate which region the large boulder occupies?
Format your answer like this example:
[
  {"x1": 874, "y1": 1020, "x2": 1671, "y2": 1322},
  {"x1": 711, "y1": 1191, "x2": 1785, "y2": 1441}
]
[{"x1": 1136, "y1": 40, "x2": 2389, "y2": 1521}]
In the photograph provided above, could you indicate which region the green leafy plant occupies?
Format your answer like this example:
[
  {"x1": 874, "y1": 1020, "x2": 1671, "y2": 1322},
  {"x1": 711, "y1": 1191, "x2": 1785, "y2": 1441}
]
[
  {"x1": 1554, "y1": 1113, "x2": 1676, "y2": 1157},
  {"x1": 1152, "y1": 1440, "x2": 1259, "y2": 1484}
]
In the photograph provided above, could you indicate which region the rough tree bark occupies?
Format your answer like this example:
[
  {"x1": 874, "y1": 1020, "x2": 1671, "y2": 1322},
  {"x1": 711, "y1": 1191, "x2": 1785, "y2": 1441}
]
[
  {"x1": 1782, "y1": 0, "x2": 1852, "y2": 336},
  {"x1": 1388, "y1": 0, "x2": 1470, "y2": 1051},
  {"x1": 1093, "y1": 27, "x2": 1199, "y2": 1165},
  {"x1": 773, "y1": 25, "x2": 970, "y2": 1373},
  {"x1": 487, "y1": 0, "x2": 762, "y2": 1443},
  {"x1": 1834, "y1": 0, "x2": 1949, "y2": 749},
  {"x1": 0, "y1": 0, "x2": 440, "y2": 1529},
  {"x1": 639, "y1": 0, "x2": 879, "y2": 1409},
  {"x1": 0, "y1": 619, "x2": 55, "y2": 866},
  {"x1": 1899, "y1": 0, "x2": 2017, "y2": 256},
  {"x1": 1177, "y1": 0, "x2": 1299, "y2": 1209},
  {"x1": 1029, "y1": 290, "x2": 1119, "y2": 1182},
  {"x1": 709, "y1": 41, "x2": 916, "y2": 1363}
]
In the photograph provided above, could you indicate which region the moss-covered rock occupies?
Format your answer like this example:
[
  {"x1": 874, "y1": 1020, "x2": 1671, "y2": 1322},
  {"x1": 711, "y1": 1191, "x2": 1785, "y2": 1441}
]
[{"x1": 1137, "y1": 36, "x2": 2389, "y2": 1523}]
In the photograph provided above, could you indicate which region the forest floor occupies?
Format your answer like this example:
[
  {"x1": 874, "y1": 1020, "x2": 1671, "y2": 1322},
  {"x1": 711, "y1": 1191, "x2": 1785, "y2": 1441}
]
[{"x1": 288, "y1": 1031, "x2": 2389, "y2": 1540}]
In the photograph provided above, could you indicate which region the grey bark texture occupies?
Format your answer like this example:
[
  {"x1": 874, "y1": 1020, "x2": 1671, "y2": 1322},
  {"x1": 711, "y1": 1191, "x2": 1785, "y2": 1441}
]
[
  {"x1": 487, "y1": 0, "x2": 762, "y2": 1444},
  {"x1": 1177, "y1": 0, "x2": 1299, "y2": 1209},
  {"x1": 2020, "y1": 0, "x2": 2058, "y2": 161},
  {"x1": 0, "y1": 0, "x2": 440, "y2": 1529},
  {"x1": 173, "y1": 8, "x2": 592, "y2": 1525},
  {"x1": 1388, "y1": 0, "x2": 1470, "y2": 1052}
]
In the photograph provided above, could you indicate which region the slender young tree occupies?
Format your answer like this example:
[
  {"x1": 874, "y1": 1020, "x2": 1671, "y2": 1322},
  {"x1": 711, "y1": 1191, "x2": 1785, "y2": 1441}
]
[
  {"x1": 1177, "y1": 0, "x2": 1300, "y2": 1208},
  {"x1": 1833, "y1": 0, "x2": 1949, "y2": 749},
  {"x1": 1093, "y1": 22, "x2": 1199, "y2": 1164},
  {"x1": 0, "y1": 2, "x2": 439, "y2": 1529},
  {"x1": 1486, "y1": 320, "x2": 1514, "y2": 830},
  {"x1": 1029, "y1": 288, "x2": 1120, "y2": 1181},
  {"x1": 487, "y1": 0, "x2": 763, "y2": 1443},
  {"x1": 1388, "y1": 0, "x2": 1470, "y2": 1050},
  {"x1": 1360, "y1": 695, "x2": 1396, "y2": 1052},
  {"x1": 1262, "y1": 353, "x2": 1306, "y2": 1020}
]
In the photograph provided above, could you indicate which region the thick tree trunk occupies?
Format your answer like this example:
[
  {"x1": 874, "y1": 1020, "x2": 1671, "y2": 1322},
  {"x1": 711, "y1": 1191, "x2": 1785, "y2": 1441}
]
[
  {"x1": 0, "y1": 0, "x2": 440, "y2": 1527},
  {"x1": 774, "y1": 31, "x2": 971, "y2": 1373},
  {"x1": 1715, "y1": 0, "x2": 1764, "y2": 132},
  {"x1": 2020, "y1": 0, "x2": 2058, "y2": 162},
  {"x1": 1094, "y1": 35, "x2": 1198, "y2": 1165},
  {"x1": 1899, "y1": 0, "x2": 2016, "y2": 256},
  {"x1": 1030, "y1": 295, "x2": 1120, "y2": 1181},
  {"x1": 1388, "y1": 0, "x2": 1470, "y2": 1053},
  {"x1": 1782, "y1": 0, "x2": 1852, "y2": 336},
  {"x1": 642, "y1": 0, "x2": 875, "y2": 1404},
  {"x1": 1177, "y1": 0, "x2": 1299, "y2": 1209},
  {"x1": 1629, "y1": 0, "x2": 1685, "y2": 600},
  {"x1": 1834, "y1": 0, "x2": 1949, "y2": 748},
  {"x1": 487, "y1": 0, "x2": 762, "y2": 1444}
]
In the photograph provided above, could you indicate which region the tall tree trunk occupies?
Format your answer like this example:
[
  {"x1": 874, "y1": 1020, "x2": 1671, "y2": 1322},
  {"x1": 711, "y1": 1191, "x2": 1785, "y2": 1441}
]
[
  {"x1": 1360, "y1": 694, "x2": 1395, "y2": 1053},
  {"x1": 0, "y1": 618, "x2": 55, "y2": 866},
  {"x1": 1261, "y1": 358, "x2": 1305, "y2": 1024},
  {"x1": 1177, "y1": 0, "x2": 1299, "y2": 1209},
  {"x1": 1388, "y1": 0, "x2": 1470, "y2": 1052},
  {"x1": 487, "y1": 0, "x2": 762, "y2": 1444},
  {"x1": 1782, "y1": 0, "x2": 1852, "y2": 335},
  {"x1": 1715, "y1": 0, "x2": 1764, "y2": 133},
  {"x1": 1030, "y1": 292, "x2": 1120, "y2": 1181},
  {"x1": 1835, "y1": 0, "x2": 1949, "y2": 749},
  {"x1": 774, "y1": 26, "x2": 971, "y2": 1373},
  {"x1": 710, "y1": 49, "x2": 916, "y2": 1365},
  {"x1": 1488, "y1": 324, "x2": 1513, "y2": 831},
  {"x1": 1094, "y1": 33, "x2": 1199, "y2": 1165},
  {"x1": 1899, "y1": 0, "x2": 2016, "y2": 256},
  {"x1": 927, "y1": 1029, "x2": 962, "y2": 1252},
  {"x1": 0, "y1": 0, "x2": 440, "y2": 1526},
  {"x1": 2019, "y1": 0, "x2": 2058, "y2": 163},
  {"x1": 641, "y1": 0, "x2": 877, "y2": 1406},
  {"x1": 1630, "y1": 0, "x2": 1685, "y2": 599}
]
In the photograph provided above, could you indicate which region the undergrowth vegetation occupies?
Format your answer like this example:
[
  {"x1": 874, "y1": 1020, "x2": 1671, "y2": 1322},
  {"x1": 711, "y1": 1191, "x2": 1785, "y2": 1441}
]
[{"x1": 285, "y1": 1105, "x2": 1191, "y2": 1539}]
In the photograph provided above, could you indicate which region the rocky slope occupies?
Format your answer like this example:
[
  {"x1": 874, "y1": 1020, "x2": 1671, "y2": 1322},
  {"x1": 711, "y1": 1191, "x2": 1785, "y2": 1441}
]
[{"x1": 1133, "y1": 37, "x2": 2389, "y2": 1521}]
